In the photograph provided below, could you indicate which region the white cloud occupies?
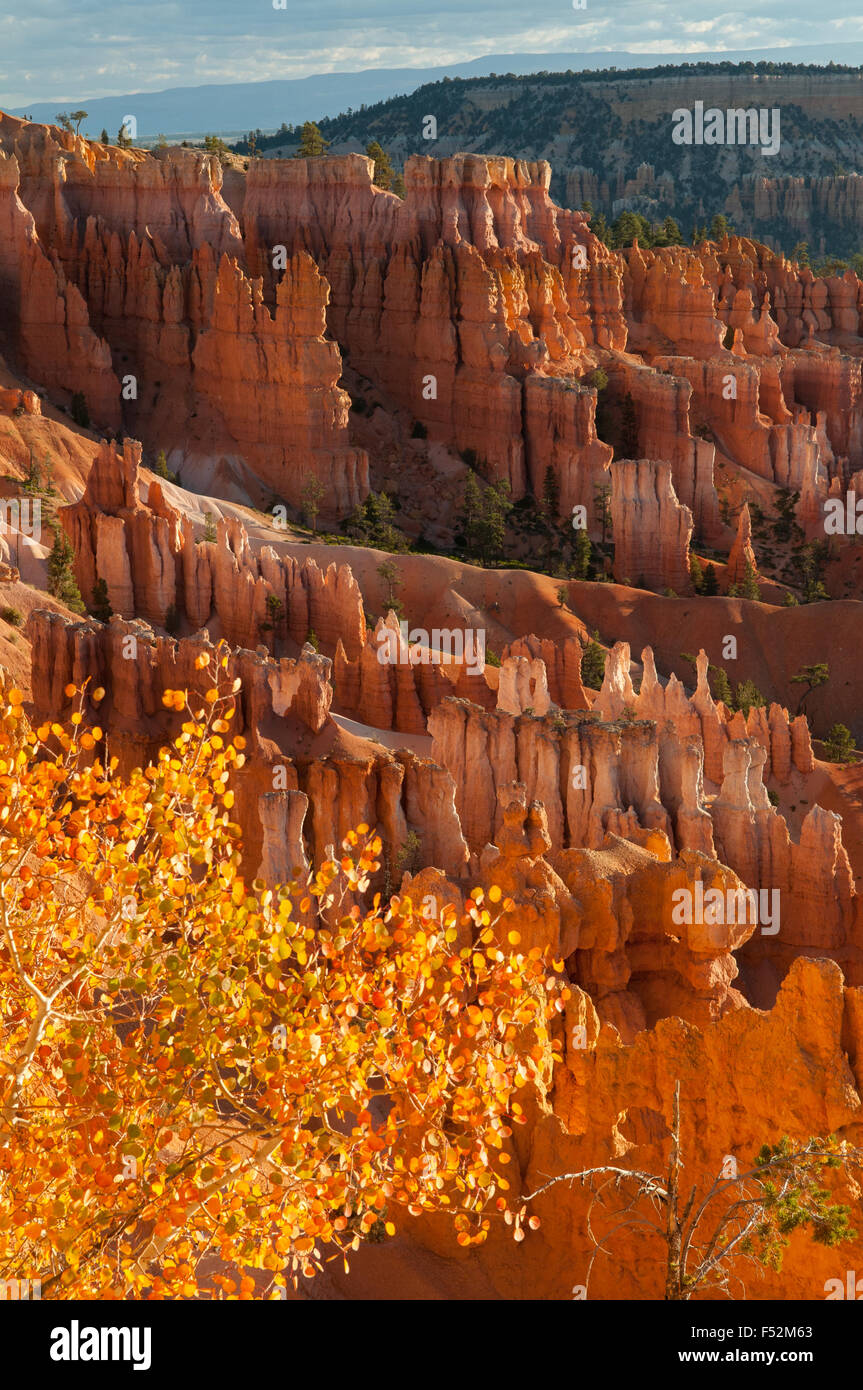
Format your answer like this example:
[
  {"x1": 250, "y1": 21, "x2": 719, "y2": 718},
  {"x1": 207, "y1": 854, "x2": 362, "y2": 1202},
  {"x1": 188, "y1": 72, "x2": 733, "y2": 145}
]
[{"x1": 1, "y1": 0, "x2": 859, "y2": 107}]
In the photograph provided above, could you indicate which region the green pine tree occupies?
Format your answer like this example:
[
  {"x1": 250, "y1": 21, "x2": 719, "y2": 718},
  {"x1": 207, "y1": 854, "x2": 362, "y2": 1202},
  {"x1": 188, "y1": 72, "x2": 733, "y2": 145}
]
[
  {"x1": 790, "y1": 662, "x2": 830, "y2": 716},
  {"x1": 611, "y1": 211, "x2": 648, "y2": 249},
  {"x1": 377, "y1": 558, "x2": 405, "y2": 619},
  {"x1": 702, "y1": 563, "x2": 719, "y2": 596},
  {"x1": 824, "y1": 724, "x2": 855, "y2": 764},
  {"x1": 541, "y1": 464, "x2": 560, "y2": 520},
  {"x1": 741, "y1": 560, "x2": 762, "y2": 601},
  {"x1": 710, "y1": 665, "x2": 734, "y2": 707},
  {"x1": 260, "y1": 593, "x2": 285, "y2": 636},
  {"x1": 366, "y1": 141, "x2": 395, "y2": 191},
  {"x1": 91, "y1": 576, "x2": 113, "y2": 623},
  {"x1": 594, "y1": 482, "x2": 612, "y2": 546},
  {"x1": 590, "y1": 211, "x2": 611, "y2": 246},
  {"x1": 661, "y1": 216, "x2": 683, "y2": 245},
  {"x1": 473, "y1": 479, "x2": 512, "y2": 565},
  {"x1": 47, "y1": 528, "x2": 86, "y2": 614},
  {"x1": 573, "y1": 528, "x2": 592, "y2": 580},
  {"x1": 345, "y1": 491, "x2": 408, "y2": 552},
  {"x1": 734, "y1": 678, "x2": 767, "y2": 717},
  {"x1": 580, "y1": 630, "x2": 606, "y2": 691},
  {"x1": 300, "y1": 474, "x2": 325, "y2": 533},
  {"x1": 296, "y1": 122, "x2": 330, "y2": 157},
  {"x1": 801, "y1": 542, "x2": 829, "y2": 603},
  {"x1": 22, "y1": 451, "x2": 41, "y2": 494},
  {"x1": 461, "y1": 472, "x2": 483, "y2": 558}
]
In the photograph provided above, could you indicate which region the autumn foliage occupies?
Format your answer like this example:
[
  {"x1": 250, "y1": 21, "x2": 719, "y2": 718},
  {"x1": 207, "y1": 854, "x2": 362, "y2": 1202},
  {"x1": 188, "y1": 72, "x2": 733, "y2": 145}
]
[{"x1": 0, "y1": 648, "x2": 566, "y2": 1298}]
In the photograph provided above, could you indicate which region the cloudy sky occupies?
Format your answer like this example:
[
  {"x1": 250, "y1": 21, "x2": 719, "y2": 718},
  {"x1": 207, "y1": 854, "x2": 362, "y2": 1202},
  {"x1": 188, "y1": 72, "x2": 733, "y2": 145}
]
[{"x1": 1, "y1": 0, "x2": 862, "y2": 106}]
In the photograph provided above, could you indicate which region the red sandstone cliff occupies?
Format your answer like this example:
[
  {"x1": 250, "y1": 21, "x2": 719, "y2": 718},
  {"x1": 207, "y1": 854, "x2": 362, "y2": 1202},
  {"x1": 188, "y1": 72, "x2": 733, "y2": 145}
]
[{"x1": 3, "y1": 113, "x2": 863, "y2": 574}]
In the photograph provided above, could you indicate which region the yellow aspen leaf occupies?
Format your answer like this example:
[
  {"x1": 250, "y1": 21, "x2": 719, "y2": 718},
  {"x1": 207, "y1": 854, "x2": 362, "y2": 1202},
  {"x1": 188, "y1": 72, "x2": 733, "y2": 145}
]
[{"x1": 0, "y1": 681, "x2": 560, "y2": 1300}]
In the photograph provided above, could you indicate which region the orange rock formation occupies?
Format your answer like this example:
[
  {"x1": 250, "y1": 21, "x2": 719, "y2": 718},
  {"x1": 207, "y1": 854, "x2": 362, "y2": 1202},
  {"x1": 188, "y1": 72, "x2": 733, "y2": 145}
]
[{"x1": 7, "y1": 110, "x2": 863, "y2": 1302}]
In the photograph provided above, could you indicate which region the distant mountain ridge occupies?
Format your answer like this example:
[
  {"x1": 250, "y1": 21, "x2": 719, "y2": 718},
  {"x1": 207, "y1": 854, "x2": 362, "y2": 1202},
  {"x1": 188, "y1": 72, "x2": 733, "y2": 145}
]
[
  {"x1": 9, "y1": 43, "x2": 863, "y2": 138},
  {"x1": 295, "y1": 62, "x2": 863, "y2": 261}
]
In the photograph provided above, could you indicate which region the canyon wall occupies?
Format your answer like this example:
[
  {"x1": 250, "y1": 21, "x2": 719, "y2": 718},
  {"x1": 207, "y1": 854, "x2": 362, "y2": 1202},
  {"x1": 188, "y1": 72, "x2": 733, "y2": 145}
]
[
  {"x1": 59, "y1": 436, "x2": 367, "y2": 655},
  {"x1": 3, "y1": 113, "x2": 863, "y2": 566}
]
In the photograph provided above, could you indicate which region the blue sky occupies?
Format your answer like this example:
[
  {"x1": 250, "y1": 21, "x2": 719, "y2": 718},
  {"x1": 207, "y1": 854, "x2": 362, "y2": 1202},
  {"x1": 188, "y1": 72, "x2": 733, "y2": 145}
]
[{"x1": 1, "y1": 0, "x2": 862, "y2": 107}]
